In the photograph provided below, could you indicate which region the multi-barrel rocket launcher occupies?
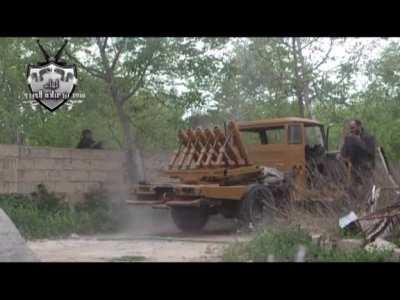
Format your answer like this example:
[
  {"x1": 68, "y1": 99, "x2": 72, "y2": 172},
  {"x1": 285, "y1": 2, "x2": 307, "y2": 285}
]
[{"x1": 164, "y1": 121, "x2": 263, "y2": 185}]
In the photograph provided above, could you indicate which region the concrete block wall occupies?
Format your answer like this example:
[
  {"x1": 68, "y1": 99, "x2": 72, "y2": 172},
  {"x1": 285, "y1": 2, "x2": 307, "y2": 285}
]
[{"x1": 0, "y1": 144, "x2": 129, "y2": 202}]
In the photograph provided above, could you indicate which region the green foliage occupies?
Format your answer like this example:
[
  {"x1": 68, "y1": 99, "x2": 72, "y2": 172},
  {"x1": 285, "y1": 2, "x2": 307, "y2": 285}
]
[
  {"x1": 2, "y1": 37, "x2": 400, "y2": 161},
  {"x1": 30, "y1": 183, "x2": 69, "y2": 211},
  {"x1": 222, "y1": 227, "x2": 395, "y2": 262},
  {"x1": 0, "y1": 184, "x2": 122, "y2": 240}
]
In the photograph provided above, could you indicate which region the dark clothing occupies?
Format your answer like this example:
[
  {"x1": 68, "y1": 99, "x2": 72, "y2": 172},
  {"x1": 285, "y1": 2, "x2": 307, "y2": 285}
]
[
  {"x1": 77, "y1": 137, "x2": 103, "y2": 149},
  {"x1": 341, "y1": 132, "x2": 376, "y2": 170},
  {"x1": 340, "y1": 132, "x2": 375, "y2": 188}
]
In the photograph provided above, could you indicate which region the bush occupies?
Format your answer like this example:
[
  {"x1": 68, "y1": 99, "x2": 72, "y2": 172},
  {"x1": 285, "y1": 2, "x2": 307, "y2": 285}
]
[
  {"x1": 0, "y1": 184, "x2": 122, "y2": 240},
  {"x1": 30, "y1": 183, "x2": 69, "y2": 211},
  {"x1": 222, "y1": 226, "x2": 396, "y2": 262}
]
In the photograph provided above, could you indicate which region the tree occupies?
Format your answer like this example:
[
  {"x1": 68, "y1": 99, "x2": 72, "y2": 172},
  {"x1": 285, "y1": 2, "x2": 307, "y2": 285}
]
[
  {"x1": 66, "y1": 37, "x2": 226, "y2": 183},
  {"x1": 231, "y1": 38, "x2": 339, "y2": 118}
]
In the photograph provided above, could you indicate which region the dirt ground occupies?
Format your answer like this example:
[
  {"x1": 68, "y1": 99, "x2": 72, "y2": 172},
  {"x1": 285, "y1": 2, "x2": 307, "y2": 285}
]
[{"x1": 27, "y1": 206, "x2": 252, "y2": 262}]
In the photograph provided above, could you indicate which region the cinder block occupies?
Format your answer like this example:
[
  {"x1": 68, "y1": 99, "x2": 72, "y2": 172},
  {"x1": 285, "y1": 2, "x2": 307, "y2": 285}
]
[
  {"x1": 0, "y1": 144, "x2": 19, "y2": 157},
  {"x1": 18, "y1": 159, "x2": 35, "y2": 170},
  {"x1": 73, "y1": 182, "x2": 87, "y2": 193},
  {"x1": 47, "y1": 170, "x2": 67, "y2": 181},
  {"x1": 62, "y1": 158, "x2": 73, "y2": 170},
  {"x1": 84, "y1": 182, "x2": 102, "y2": 192},
  {"x1": 19, "y1": 146, "x2": 51, "y2": 158},
  {"x1": 0, "y1": 182, "x2": 18, "y2": 194},
  {"x1": 66, "y1": 170, "x2": 89, "y2": 182},
  {"x1": 73, "y1": 149, "x2": 108, "y2": 160},
  {"x1": 49, "y1": 148, "x2": 72, "y2": 159},
  {"x1": 34, "y1": 158, "x2": 61, "y2": 170},
  {"x1": 91, "y1": 159, "x2": 123, "y2": 171},
  {"x1": 89, "y1": 160, "x2": 106, "y2": 170},
  {"x1": 63, "y1": 159, "x2": 92, "y2": 170},
  {"x1": 18, "y1": 182, "x2": 43, "y2": 194},
  {"x1": 54, "y1": 182, "x2": 82, "y2": 193},
  {"x1": 18, "y1": 170, "x2": 48, "y2": 182},
  {"x1": 1, "y1": 158, "x2": 18, "y2": 170},
  {"x1": 0, "y1": 170, "x2": 17, "y2": 182},
  {"x1": 88, "y1": 171, "x2": 107, "y2": 182},
  {"x1": 106, "y1": 151, "x2": 127, "y2": 161},
  {"x1": 18, "y1": 146, "x2": 32, "y2": 157},
  {"x1": 48, "y1": 170, "x2": 61, "y2": 177},
  {"x1": 105, "y1": 171, "x2": 124, "y2": 183},
  {"x1": 54, "y1": 159, "x2": 66, "y2": 170},
  {"x1": 32, "y1": 147, "x2": 51, "y2": 157},
  {"x1": 73, "y1": 159, "x2": 92, "y2": 170},
  {"x1": 103, "y1": 183, "x2": 129, "y2": 193}
]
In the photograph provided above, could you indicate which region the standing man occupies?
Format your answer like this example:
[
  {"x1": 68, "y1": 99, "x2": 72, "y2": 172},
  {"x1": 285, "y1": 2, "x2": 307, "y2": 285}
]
[{"x1": 339, "y1": 119, "x2": 376, "y2": 191}]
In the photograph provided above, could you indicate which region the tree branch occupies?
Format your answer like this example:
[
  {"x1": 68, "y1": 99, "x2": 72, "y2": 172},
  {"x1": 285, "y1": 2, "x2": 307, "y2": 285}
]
[
  {"x1": 111, "y1": 44, "x2": 124, "y2": 71},
  {"x1": 311, "y1": 39, "x2": 334, "y2": 71},
  {"x1": 106, "y1": 119, "x2": 122, "y2": 148},
  {"x1": 280, "y1": 38, "x2": 292, "y2": 49},
  {"x1": 299, "y1": 38, "x2": 319, "y2": 51},
  {"x1": 96, "y1": 37, "x2": 111, "y2": 76},
  {"x1": 122, "y1": 57, "x2": 153, "y2": 102},
  {"x1": 65, "y1": 50, "x2": 107, "y2": 80}
]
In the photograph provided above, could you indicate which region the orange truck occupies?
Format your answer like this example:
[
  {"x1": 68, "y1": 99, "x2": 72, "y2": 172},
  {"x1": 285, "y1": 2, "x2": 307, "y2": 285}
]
[{"x1": 128, "y1": 117, "x2": 353, "y2": 232}]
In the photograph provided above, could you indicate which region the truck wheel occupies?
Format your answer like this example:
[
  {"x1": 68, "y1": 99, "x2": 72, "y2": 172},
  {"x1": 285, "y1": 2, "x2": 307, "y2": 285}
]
[
  {"x1": 170, "y1": 207, "x2": 209, "y2": 232},
  {"x1": 239, "y1": 184, "x2": 275, "y2": 230}
]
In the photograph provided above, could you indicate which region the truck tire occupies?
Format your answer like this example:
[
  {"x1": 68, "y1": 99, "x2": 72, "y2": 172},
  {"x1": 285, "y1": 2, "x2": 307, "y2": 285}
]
[
  {"x1": 239, "y1": 184, "x2": 275, "y2": 230},
  {"x1": 170, "y1": 207, "x2": 209, "y2": 232}
]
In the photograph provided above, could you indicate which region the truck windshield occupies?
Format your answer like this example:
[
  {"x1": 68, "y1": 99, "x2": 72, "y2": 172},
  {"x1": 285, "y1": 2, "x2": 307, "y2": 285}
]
[
  {"x1": 240, "y1": 126, "x2": 285, "y2": 145},
  {"x1": 305, "y1": 125, "x2": 324, "y2": 147}
]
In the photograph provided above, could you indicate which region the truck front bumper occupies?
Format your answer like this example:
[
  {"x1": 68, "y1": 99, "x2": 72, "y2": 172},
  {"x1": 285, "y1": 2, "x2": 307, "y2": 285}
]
[{"x1": 127, "y1": 183, "x2": 247, "y2": 207}]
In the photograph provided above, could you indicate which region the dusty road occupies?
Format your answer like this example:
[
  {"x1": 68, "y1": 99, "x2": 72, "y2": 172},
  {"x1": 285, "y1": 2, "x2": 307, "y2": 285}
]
[{"x1": 27, "y1": 207, "x2": 252, "y2": 262}]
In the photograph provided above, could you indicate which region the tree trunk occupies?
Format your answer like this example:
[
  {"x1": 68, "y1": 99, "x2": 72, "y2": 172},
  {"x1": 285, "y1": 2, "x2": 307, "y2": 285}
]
[
  {"x1": 295, "y1": 40, "x2": 314, "y2": 119},
  {"x1": 114, "y1": 101, "x2": 145, "y2": 184},
  {"x1": 135, "y1": 146, "x2": 146, "y2": 183},
  {"x1": 303, "y1": 83, "x2": 314, "y2": 119},
  {"x1": 291, "y1": 38, "x2": 305, "y2": 118},
  {"x1": 295, "y1": 91, "x2": 305, "y2": 117}
]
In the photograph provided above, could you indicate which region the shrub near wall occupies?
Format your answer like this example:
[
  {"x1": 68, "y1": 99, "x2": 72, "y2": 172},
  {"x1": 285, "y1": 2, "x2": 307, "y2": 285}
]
[{"x1": 0, "y1": 184, "x2": 123, "y2": 240}]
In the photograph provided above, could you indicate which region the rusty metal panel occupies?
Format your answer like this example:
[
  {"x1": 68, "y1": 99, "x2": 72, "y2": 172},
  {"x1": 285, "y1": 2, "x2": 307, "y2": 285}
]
[{"x1": 199, "y1": 185, "x2": 247, "y2": 200}]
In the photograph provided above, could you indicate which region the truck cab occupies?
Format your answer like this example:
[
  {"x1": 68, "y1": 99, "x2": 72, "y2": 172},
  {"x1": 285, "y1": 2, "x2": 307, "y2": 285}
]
[{"x1": 238, "y1": 117, "x2": 327, "y2": 188}]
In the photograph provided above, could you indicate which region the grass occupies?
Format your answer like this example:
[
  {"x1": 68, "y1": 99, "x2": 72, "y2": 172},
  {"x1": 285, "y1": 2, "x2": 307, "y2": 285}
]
[
  {"x1": 0, "y1": 184, "x2": 125, "y2": 240},
  {"x1": 222, "y1": 226, "x2": 397, "y2": 262}
]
